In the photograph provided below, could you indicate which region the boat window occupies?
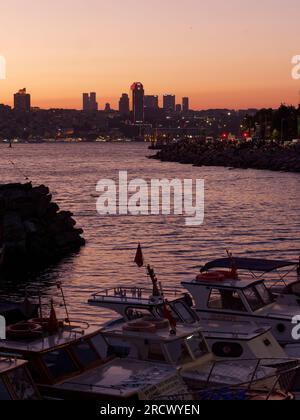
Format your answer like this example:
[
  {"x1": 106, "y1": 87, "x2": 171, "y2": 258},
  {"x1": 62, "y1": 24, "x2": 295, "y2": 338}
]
[
  {"x1": 0, "y1": 377, "x2": 11, "y2": 400},
  {"x1": 186, "y1": 333, "x2": 209, "y2": 358},
  {"x1": 7, "y1": 368, "x2": 39, "y2": 400},
  {"x1": 42, "y1": 349, "x2": 78, "y2": 381},
  {"x1": 91, "y1": 334, "x2": 109, "y2": 359},
  {"x1": 147, "y1": 342, "x2": 166, "y2": 362},
  {"x1": 156, "y1": 305, "x2": 180, "y2": 321},
  {"x1": 170, "y1": 301, "x2": 198, "y2": 324},
  {"x1": 105, "y1": 337, "x2": 131, "y2": 358},
  {"x1": 255, "y1": 284, "x2": 274, "y2": 306},
  {"x1": 243, "y1": 287, "x2": 265, "y2": 311},
  {"x1": 208, "y1": 289, "x2": 247, "y2": 312},
  {"x1": 166, "y1": 340, "x2": 193, "y2": 365},
  {"x1": 72, "y1": 341, "x2": 100, "y2": 367}
]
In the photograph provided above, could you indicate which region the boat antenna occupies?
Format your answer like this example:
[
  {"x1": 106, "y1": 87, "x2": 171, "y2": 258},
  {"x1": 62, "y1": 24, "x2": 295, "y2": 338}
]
[{"x1": 57, "y1": 282, "x2": 71, "y2": 325}]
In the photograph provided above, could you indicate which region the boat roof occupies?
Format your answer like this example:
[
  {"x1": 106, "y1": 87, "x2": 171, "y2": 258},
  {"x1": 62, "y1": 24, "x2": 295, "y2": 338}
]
[
  {"x1": 103, "y1": 322, "x2": 202, "y2": 342},
  {"x1": 0, "y1": 325, "x2": 101, "y2": 354},
  {"x1": 0, "y1": 357, "x2": 27, "y2": 375},
  {"x1": 182, "y1": 278, "x2": 264, "y2": 289},
  {"x1": 57, "y1": 359, "x2": 180, "y2": 398},
  {"x1": 200, "y1": 258, "x2": 298, "y2": 273}
]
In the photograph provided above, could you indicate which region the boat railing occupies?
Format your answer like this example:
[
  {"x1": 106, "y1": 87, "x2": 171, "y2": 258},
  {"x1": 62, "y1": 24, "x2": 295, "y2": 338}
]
[
  {"x1": 90, "y1": 286, "x2": 184, "y2": 303},
  {"x1": 156, "y1": 359, "x2": 300, "y2": 400},
  {"x1": 204, "y1": 357, "x2": 300, "y2": 393}
]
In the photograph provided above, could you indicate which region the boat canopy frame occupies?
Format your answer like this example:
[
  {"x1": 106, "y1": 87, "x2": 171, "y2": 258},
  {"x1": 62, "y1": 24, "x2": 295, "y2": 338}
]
[{"x1": 198, "y1": 257, "x2": 300, "y2": 289}]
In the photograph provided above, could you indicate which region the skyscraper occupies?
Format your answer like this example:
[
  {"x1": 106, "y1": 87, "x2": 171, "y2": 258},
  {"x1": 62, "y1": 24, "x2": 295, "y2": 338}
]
[
  {"x1": 14, "y1": 88, "x2": 31, "y2": 112},
  {"x1": 175, "y1": 104, "x2": 182, "y2": 113},
  {"x1": 182, "y1": 97, "x2": 190, "y2": 113},
  {"x1": 119, "y1": 93, "x2": 130, "y2": 116},
  {"x1": 89, "y1": 92, "x2": 98, "y2": 111},
  {"x1": 131, "y1": 82, "x2": 144, "y2": 123},
  {"x1": 104, "y1": 103, "x2": 111, "y2": 112},
  {"x1": 82, "y1": 92, "x2": 98, "y2": 112},
  {"x1": 144, "y1": 95, "x2": 159, "y2": 110},
  {"x1": 163, "y1": 95, "x2": 176, "y2": 112}
]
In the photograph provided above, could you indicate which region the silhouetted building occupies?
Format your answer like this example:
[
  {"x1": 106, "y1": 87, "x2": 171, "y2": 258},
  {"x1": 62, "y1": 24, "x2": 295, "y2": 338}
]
[
  {"x1": 131, "y1": 82, "x2": 144, "y2": 123},
  {"x1": 119, "y1": 93, "x2": 130, "y2": 116},
  {"x1": 104, "y1": 103, "x2": 111, "y2": 112},
  {"x1": 163, "y1": 95, "x2": 176, "y2": 112},
  {"x1": 176, "y1": 104, "x2": 182, "y2": 113},
  {"x1": 144, "y1": 95, "x2": 159, "y2": 110},
  {"x1": 82, "y1": 92, "x2": 98, "y2": 112},
  {"x1": 14, "y1": 88, "x2": 31, "y2": 112},
  {"x1": 182, "y1": 97, "x2": 189, "y2": 113},
  {"x1": 89, "y1": 92, "x2": 98, "y2": 111}
]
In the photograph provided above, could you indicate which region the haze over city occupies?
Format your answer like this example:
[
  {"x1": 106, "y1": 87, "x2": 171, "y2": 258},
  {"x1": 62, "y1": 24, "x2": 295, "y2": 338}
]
[{"x1": 1, "y1": 0, "x2": 300, "y2": 110}]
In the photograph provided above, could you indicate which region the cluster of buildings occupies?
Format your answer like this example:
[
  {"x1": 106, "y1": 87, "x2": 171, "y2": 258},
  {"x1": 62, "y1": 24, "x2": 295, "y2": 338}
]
[{"x1": 82, "y1": 82, "x2": 190, "y2": 123}]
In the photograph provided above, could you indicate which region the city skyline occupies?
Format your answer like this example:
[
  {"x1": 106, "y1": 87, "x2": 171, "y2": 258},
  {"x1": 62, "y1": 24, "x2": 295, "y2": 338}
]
[{"x1": 1, "y1": 0, "x2": 300, "y2": 110}]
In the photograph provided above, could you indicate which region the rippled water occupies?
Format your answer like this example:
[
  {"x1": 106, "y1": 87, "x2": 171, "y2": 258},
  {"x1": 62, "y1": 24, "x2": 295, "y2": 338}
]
[{"x1": 0, "y1": 143, "x2": 299, "y2": 325}]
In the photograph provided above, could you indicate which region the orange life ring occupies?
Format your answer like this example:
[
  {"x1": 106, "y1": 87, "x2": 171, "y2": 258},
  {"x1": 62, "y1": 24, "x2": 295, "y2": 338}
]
[
  {"x1": 142, "y1": 317, "x2": 170, "y2": 330},
  {"x1": 29, "y1": 318, "x2": 63, "y2": 333},
  {"x1": 6, "y1": 322, "x2": 43, "y2": 340},
  {"x1": 123, "y1": 321, "x2": 156, "y2": 333}
]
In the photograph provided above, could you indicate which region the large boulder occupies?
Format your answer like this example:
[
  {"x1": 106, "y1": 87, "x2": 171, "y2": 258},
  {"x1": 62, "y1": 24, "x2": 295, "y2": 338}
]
[{"x1": 0, "y1": 182, "x2": 85, "y2": 275}]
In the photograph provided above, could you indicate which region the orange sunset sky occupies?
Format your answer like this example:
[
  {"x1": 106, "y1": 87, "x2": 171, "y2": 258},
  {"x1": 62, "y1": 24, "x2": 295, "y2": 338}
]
[{"x1": 1, "y1": 0, "x2": 300, "y2": 110}]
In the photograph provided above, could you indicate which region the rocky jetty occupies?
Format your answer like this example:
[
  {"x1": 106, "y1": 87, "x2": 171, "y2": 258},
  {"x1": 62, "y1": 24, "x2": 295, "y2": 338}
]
[
  {"x1": 151, "y1": 141, "x2": 300, "y2": 173},
  {"x1": 0, "y1": 183, "x2": 85, "y2": 274}
]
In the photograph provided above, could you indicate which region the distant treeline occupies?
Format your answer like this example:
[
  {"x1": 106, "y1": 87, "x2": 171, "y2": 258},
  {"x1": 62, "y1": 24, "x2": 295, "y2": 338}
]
[{"x1": 244, "y1": 104, "x2": 300, "y2": 141}]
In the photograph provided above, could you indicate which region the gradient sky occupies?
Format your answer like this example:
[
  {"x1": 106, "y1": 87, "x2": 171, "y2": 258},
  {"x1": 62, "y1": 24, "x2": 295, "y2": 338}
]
[{"x1": 1, "y1": 0, "x2": 300, "y2": 110}]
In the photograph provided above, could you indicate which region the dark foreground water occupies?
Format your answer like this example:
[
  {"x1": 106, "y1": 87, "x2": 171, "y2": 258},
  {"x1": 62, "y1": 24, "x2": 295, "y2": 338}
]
[{"x1": 0, "y1": 143, "x2": 299, "y2": 325}]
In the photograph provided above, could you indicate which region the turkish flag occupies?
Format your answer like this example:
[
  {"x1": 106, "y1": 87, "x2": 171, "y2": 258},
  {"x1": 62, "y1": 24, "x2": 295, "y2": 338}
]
[{"x1": 134, "y1": 244, "x2": 144, "y2": 268}]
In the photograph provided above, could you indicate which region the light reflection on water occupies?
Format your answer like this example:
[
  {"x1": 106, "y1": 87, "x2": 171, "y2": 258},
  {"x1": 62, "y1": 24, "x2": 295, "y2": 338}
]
[{"x1": 0, "y1": 143, "x2": 299, "y2": 325}]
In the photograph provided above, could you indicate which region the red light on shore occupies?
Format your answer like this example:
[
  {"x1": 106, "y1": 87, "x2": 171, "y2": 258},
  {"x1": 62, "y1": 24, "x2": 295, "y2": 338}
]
[{"x1": 243, "y1": 132, "x2": 249, "y2": 138}]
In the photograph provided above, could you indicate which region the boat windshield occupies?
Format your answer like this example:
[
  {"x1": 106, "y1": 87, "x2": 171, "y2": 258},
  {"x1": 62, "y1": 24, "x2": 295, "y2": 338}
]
[
  {"x1": 7, "y1": 367, "x2": 39, "y2": 400},
  {"x1": 170, "y1": 301, "x2": 198, "y2": 324},
  {"x1": 0, "y1": 377, "x2": 11, "y2": 400},
  {"x1": 71, "y1": 341, "x2": 100, "y2": 368},
  {"x1": 185, "y1": 333, "x2": 209, "y2": 358},
  {"x1": 243, "y1": 284, "x2": 273, "y2": 312},
  {"x1": 255, "y1": 283, "x2": 274, "y2": 306},
  {"x1": 42, "y1": 348, "x2": 79, "y2": 381},
  {"x1": 165, "y1": 339, "x2": 194, "y2": 365}
]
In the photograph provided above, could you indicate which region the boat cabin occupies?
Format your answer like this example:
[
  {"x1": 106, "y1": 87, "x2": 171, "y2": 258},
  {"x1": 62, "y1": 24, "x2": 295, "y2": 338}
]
[
  {"x1": 88, "y1": 286, "x2": 198, "y2": 325},
  {"x1": 182, "y1": 275, "x2": 300, "y2": 345},
  {"x1": 0, "y1": 357, "x2": 40, "y2": 400},
  {"x1": 198, "y1": 257, "x2": 300, "y2": 306},
  {"x1": 0, "y1": 323, "x2": 189, "y2": 400},
  {"x1": 100, "y1": 320, "x2": 290, "y2": 394},
  {"x1": 0, "y1": 325, "x2": 109, "y2": 388},
  {"x1": 88, "y1": 284, "x2": 298, "y2": 362}
]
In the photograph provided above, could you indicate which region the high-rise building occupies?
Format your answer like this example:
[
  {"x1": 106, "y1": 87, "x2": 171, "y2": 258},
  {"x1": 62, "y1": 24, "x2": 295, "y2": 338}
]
[
  {"x1": 104, "y1": 103, "x2": 111, "y2": 112},
  {"x1": 176, "y1": 104, "x2": 182, "y2": 113},
  {"x1": 163, "y1": 95, "x2": 176, "y2": 112},
  {"x1": 119, "y1": 93, "x2": 130, "y2": 116},
  {"x1": 182, "y1": 97, "x2": 190, "y2": 113},
  {"x1": 14, "y1": 88, "x2": 31, "y2": 112},
  {"x1": 131, "y1": 82, "x2": 144, "y2": 123},
  {"x1": 82, "y1": 92, "x2": 98, "y2": 112},
  {"x1": 144, "y1": 95, "x2": 159, "y2": 110},
  {"x1": 89, "y1": 92, "x2": 98, "y2": 111}
]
